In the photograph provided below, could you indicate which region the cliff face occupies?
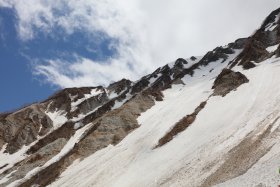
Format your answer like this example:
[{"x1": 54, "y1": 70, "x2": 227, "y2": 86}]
[{"x1": 1, "y1": 8, "x2": 280, "y2": 187}]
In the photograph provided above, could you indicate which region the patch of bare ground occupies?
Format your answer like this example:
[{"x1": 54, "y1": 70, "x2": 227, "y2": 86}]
[
  {"x1": 155, "y1": 101, "x2": 207, "y2": 148},
  {"x1": 18, "y1": 93, "x2": 156, "y2": 187},
  {"x1": 200, "y1": 116, "x2": 279, "y2": 187}
]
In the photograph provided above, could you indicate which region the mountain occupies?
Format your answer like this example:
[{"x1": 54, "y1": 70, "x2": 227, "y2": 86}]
[{"x1": 1, "y1": 7, "x2": 280, "y2": 187}]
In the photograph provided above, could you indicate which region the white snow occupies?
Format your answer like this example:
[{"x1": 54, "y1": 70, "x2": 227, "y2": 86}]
[
  {"x1": 71, "y1": 88, "x2": 104, "y2": 111},
  {"x1": 0, "y1": 170, "x2": 17, "y2": 184},
  {"x1": 48, "y1": 54, "x2": 280, "y2": 187},
  {"x1": 217, "y1": 140, "x2": 280, "y2": 187},
  {"x1": 49, "y1": 79, "x2": 213, "y2": 187},
  {"x1": 3, "y1": 48, "x2": 280, "y2": 187},
  {"x1": 148, "y1": 73, "x2": 162, "y2": 86},
  {"x1": 0, "y1": 144, "x2": 29, "y2": 174},
  {"x1": 184, "y1": 56, "x2": 203, "y2": 69},
  {"x1": 265, "y1": 14, "x2": 279, "y2": 31},
  {"x1": 167, "y1": 56, "x2": 202, "y2": 70},
  {"x1": 0, "y1": 129, "x2": 58, "y2": 179},
  {"x1": 111, "y1": 94, "x2": 132, "y2": 110},
  {"x1": 108, "y1": 92, "x2": 118, "y2": 99},
  {"x1": 266, "y1": 44, "x2": 279, "y2": 53},
  {"x1": 266, "y1": 24, "x2": 278, "y2": 31},
  {"x1": 71, "y1": 105, "x2": 102, "y2": 123},
  {"x1": 47, "y1": 51, "x2": 235, "y2": 187},
  {"x1": 46, "y1": 110, "x2": 68, "y2": 130},
  {"x1": 7, "y1": 122, "x2": 94, "y2": 187}
]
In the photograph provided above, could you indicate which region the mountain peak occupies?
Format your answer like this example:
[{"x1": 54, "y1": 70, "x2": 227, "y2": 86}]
[{"x1": 230, "y1": 8, "x2": 280, "y2": 69}]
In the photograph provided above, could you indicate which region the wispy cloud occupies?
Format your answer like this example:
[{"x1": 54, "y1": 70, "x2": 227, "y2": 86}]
[
  {"x1": 1, "y1": 0, "x2": 279, "y2": 88},
  {"x1": 34, "y1": 57, "x2": 140, "y2": 88}
]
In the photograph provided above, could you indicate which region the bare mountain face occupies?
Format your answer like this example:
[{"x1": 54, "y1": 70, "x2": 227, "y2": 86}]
[{"x1": 1, "y1": 8, "x2": 280, "y2": 187}]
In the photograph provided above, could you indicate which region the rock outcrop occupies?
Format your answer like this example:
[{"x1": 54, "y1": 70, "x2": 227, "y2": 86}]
[
  {"x1": 230, "y1": 8, "x2": 280, "y2": 69},
  {"x1": 212, "y1": 69, "x2": 249, "y2": 97}
]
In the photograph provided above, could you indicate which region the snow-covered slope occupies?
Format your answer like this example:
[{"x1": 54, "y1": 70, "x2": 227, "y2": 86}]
[
  {"x1": 49, "y1": 56, "x2": 280, "y2": 187},
  {"x1": 1, "y1": 7, "x2": 280, "y2": 187}
]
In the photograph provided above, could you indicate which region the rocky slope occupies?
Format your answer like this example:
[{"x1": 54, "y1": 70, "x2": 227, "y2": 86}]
[{"x1": 1, "y1": 7, "x2": 280, "y2": 187}]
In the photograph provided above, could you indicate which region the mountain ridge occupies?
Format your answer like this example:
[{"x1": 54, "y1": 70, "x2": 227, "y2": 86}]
[{"x1": 0, "y1": 7, "x2": 280, "y2": 187}]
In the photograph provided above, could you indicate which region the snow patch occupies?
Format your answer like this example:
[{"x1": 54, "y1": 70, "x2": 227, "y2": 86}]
[
  {"x1": 111, "y1": 94, "x2": 132, "y2": 110},
  {"x1": 7, "y1": 122, "x2": 94, "y2": 187},
  {"x1": 46, "y1": 110, "x2": 68, "y2": 130},
  {"x1": 265, "y1": 14, "x2": 279, "y2": 31},
  {"x1": 266, "y1": 44, "x2": 279, "y2": 53},
  {"x1": 71, "y1": 88, "x2": 104, "y2": 111}
]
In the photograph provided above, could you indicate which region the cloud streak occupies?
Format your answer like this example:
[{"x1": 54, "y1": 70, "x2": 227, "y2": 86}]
[{"x1": 1, "y1": 0, "x2": 279, "y2": 87}]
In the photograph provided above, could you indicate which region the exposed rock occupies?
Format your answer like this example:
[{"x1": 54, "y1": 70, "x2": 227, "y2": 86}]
[
  {"x1": 243, "y1": 61, "x2": 256, "y2": 70},
  {"x1": 230, "y1": 8, "x2": 280, "y2": 69},
  {"x1": 77, "y1": 93, "x2": 155, "y2": 157},
  {"x1": 27, "y1": 121, "x2": 75, "y2": 154},
  {"x1": 70, "y1": 92, "x2": 109, "y2": 118},
  {"x1": 174, "y1": 39, "x2": 247, "y2": 80},
  {"x1": 45, "y1": 87, "x2": 96, "y2": 113},
  {"x1": 155, "y1": 101, "x2": 207, "y2": 148},
  {"x1": 212, "y1": 69, "x2": 249, "y2": 97},
  {"x1": 107, "y1": 78, "x2": 132, "y2": 95},
  {"x1": 276, "y1": 45, "x2": 280, "y2": 57},
  {"x1": 172, "y1": 58, "x2": 188, "y2": 78},
  {"x1": 228, "y1": 38, "x2": 248, "y2": 50},
  {"x1": 0, "y1": 138, "x2": 67, "y2": 187},
  {"x1": 1, "y1": 8, "x2": 280, "y2": 187},
  {"x1": 19, "y1": 93, "x2": 155, "y2": 187},
  {"x1": 0, "y1": 104, "x2": 52, "y2": 154},
  {"x1": 172, "y1": 78, "x2": 185, "y2": 85},
  {"x1": 190, "y1": 56, "x2": 197, "y2": 61},
  {"x1": 131, "y1": 78, "x2": 150, "y2": 94}
]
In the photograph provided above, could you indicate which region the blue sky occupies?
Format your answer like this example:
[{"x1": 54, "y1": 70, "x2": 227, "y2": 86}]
[
  {"x1": 0, "y1": 6, "x2": 116, "y2": 112},
  {"x1": 0, "y1": 0, "x2": 278, "y2": 112},
  {"x1": 0, "y1": 7, "x2": 52, "y2": 112}
]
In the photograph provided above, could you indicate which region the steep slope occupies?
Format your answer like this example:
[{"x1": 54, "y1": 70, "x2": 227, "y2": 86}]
[{"x1": 1, "y1": 7, "x2": 280, "y2": 187}]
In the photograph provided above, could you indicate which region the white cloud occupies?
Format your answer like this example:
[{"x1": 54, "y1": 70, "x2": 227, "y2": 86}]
[
  {"x1": 1, "y1": 0, "x2": 279, "y2": 87},
  {"x1": 35, "y1": 57, "x2": 140, "y2": 88}
]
